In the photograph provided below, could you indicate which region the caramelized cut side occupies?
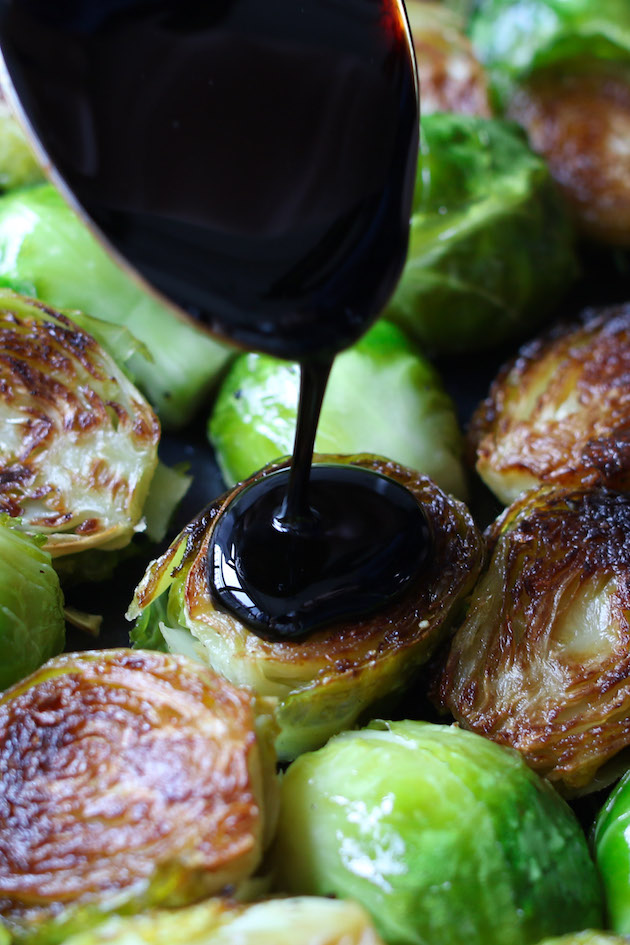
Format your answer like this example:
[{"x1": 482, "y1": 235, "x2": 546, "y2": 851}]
[
  {"x1": 0, "y1": 292, "x2": 160, "y2": 555},
  {"x1": 508, "y1": 66, "x2": 630, "y2": 245},
  {"x1": 439, "y1": 488, "x2": 630, "y2": 793},
  {"x1": 0, "y1": 649, "x2": 276, "y2": 942},
  {"x1": 469, "y1": 304, "x2": 630, "y2": 505}
]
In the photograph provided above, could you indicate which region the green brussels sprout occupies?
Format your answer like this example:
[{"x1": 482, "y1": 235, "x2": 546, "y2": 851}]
[
  {"x1": 0, "y1": 290, "x2": 188, "y2": 577},
  {"x1": 594, "y1": 769, "x2": 630, "y2": 935},
  {"x1": 468, "y1": 0, "x2": 630, "y2": 110},
  {"x1": 208, "y1": 319, "x2": 467, "y2": 500},
  {"x1": 383, "y1": 113, "x2": 577, "y2": 355},
  {"x1": 439, "y1": 486, "x2": 630, "y2": 794},
  {"x1": 271, "y1": 720, "x2": 603, "y2": 945},
  {"x1": 405, "y1": 1, "x2": 491, "y2": 116},
  {"x1": 469, "y1": 304, "x2": 630, "y2": 506},
  {"x1": 60, "y1": 896, "x2": 384, "y2": 945},
  {"x1": 0, "y1": 95, "x2": 44, "y2": 191},
  {"x1": 0, "y1": 649, "x2": 279, "y2": 945},
  {"x1": 128, "y1": 454, "x2": 484, "y2": 761},
  {"x1": 469, "y1": 0, "x2": 630, "y2": 244},
  {"x1": 0, "y1": 516, "x2": 65, "y2": 689},
  {"x1": 0, "y1": 184, "x2": 232, "y2": 427}
]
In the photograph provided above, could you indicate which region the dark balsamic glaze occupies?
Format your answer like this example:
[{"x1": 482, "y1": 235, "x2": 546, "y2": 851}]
[
  {"x1": 210, "y1": 356, "x2": 431, "y2": 640},
  {"x1": 0, "y1": 0, "x2": 431, "y2": 641},
  {"x1": 210, "y1": 463, "x2": 431, "y2": 640}
]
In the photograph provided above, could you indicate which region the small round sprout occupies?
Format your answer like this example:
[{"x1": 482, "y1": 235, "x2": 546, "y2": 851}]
[
  {"x1": 208, "y1": 319, "x2": 467, "y2": 500},
  {"x1": 59, "y1": 897, "x2": 384, "y2": 945},
  {"x1": 468, "y1": 0, "x2": 630, "y2": 245},
  {"x1": 0, "y1": 291, "x2": 160, "y2": 559},
  {"x1": 128, "y1": 454, "x2": 484, "y2": 761},
  {"x1": 405, "y1": 1, "x2": 491, "y2": 117},
  {"x1": 383, "y1": 113, "x2": 577, "y2": 356},
  {"x1": 469, "y1": 304, "x2": 630, "y2": 506},
  {"x1": 507, "y1": 68, "x2": 630, "y2": 246},
  {"x1": 594, "y1": 768, "x2": 630, "y2": 935},
  {"x1": 271, "y1": 720, "x2": 603, "y2": 945},
  {"x1": 0, "y1": 649, "x2": 278, "y2": 944},
  {"x1": 439, "y1": 486, "x2": 630, "y2": 793}
]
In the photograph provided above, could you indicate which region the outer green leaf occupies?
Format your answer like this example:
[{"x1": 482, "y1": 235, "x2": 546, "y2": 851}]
[
  {"x1": 0, "y1": 518, "x2": 65, "y2": 690},
  {"x1": 593, "y1": 770, "x2": 630, "y2": 935}
]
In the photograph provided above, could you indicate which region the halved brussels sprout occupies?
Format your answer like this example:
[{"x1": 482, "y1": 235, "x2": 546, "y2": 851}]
[
  {"x1": 271, "y1": 719, "x2": 603, "y2": 945},
  {"x1": 128, "y1": 454, "x2": 484, "y2": 761},
  {"x1": 469, "y1": 0, "x2": 630, "y2": 244},
  {"x1": 506, "y1": 67, "x2": 630, "y2": 246},
  {"x1": 0, "y1": 649, "x2": 278, "y2": 945},
  {"x1": 406, "y1": 1, "x2": 491, "y2": 116},
  {"x1": 469, "y1": 304, "x2": 630, "y2": 506},
  {"x1": 594, "y1": 769, "x2": 630, "y2": 935},
  {"x1": 60, "y1": 896, "x2": 384, "y2": 945},
  {"x1": 0, "y1": 516, "x2": 65, "y2": 689},
  {"x1": 208, "y1": 319, "x2": 467, "y2": 500},
  {"x1": 439, "y1": 486, "x2": 630, "y2": 793},
  {"x1": 0, "y1": 184, "x2": 232, "y2": 427},
  {"x1": 0, "y1": 290, "x2": 184, "y2": 568},
  {"x1": 383, "y1": 113, "x2": 577, "y2": 355}
]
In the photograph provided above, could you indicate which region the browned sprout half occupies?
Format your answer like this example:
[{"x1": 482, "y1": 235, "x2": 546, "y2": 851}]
[
  {"x1": 0, "y1": 649, "x2": 278, "y2": 945},
  {"x1": 0, "y1": 291, "x2": 160, "y2": 557},
  {"x1": 507, "y1": 66, "x2": 630, "y2": 245},
  {"x1": 129, "y1": 454, "x2": 484, "y2": 761},
  {"x1": 406, "y1": 1, "x2": 491, "y2": 116},
  {"x1": 469, "y1": 304, "x2": 630, "y2": 506},
  {"x1": 439, "y1": 486, "x2": 630, "y2": 793}
]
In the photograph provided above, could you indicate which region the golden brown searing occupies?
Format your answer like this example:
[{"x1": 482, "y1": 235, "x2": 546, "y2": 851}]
[
  {"x1": 0, "y1": 649, "x2": 278, "y2": 943},
  {"x1": 469, "y1": 303, "x2": 630, "y2": 506},
  {"x1": 439, "y1": 486, "x2": 630, "y2": 794}
]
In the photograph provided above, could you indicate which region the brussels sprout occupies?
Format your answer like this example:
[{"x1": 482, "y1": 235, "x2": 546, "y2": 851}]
[
  {"x1": 128, "y1": 454, "x2": 484, "y2": 761},
  {"x1": 469, "y1": 304, "x2": 630, "y2": 506},
  {"x1": 271, "y1": 720, "x2": 603, "y2": 945},
  {"x1": 0, "y1": 290, "x2": 186, "y2": 574},
  {"x1": 60, "y1": 896, "x2": 384, "y2": 945},
  {"x1": 208, "y1": 319, "x2": 467, "y2": 500},
  {"x1": 0, "y1": 649, "x2": 279, "y2": 945},
  {"x1": 406, "y1": 1, "x2": 491, "y2": 116},
  {"x1": 0, "y1": 184, "x2": 232, "y2": 427},
  {"x1": 0, "y1": 516, "x2": 65, "y2": 689},
  {"x1": 468, "y1": 0, "x2": 630, "y2": 110},
  {"x1": 0, "y1": 94, "x2": 44, "y2": 191},
  {"x1": 469, "y1": 0, "x2": 630, "y2": 244},
  {"x1": 594, "y1": 769, "x2": 630, "y2": 935},
  {"x1": 383, "y1": 113, "x2": 577, "y2": 355},
  {"x1": 439, "y1": 486, "x2": 630, "y2": 793}
]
